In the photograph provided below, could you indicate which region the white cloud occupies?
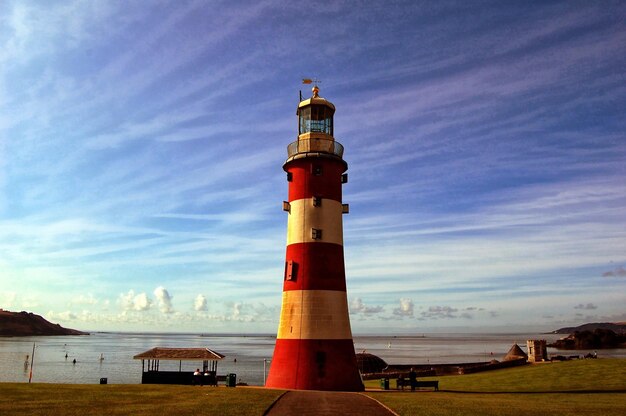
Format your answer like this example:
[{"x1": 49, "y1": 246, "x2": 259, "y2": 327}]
[
  {"x1": 118, "y1": 290, "x2": 152, "y2": 312},
  {"x1": 393, "y1": 298, "x2": 414, "y2": 317},
  {"x1": 153, "y1": 286, "x2": 174, "y2": 314},
  {"x1": 47, "y1": 310, "x2": 77, "y2": 321},
  {"x1": 194, "y1": 294, "x2": 207, "y2": 311},
  {"x1": 211, "y1": 301, "x2": 279, "y2": 323},
  {"x1": 58, "y1": 310, "x2": 77, "y2": 320},
  {"x1": 420, "y1": 306, "x2": 459, "y2": 320},
  {"x1": 70, "y1": 293, "x2": 98, "y2": 306},
  {"x1": 232, "y1": 302, "x2": 242, "y2": 320},
  {"x1": 350, "y1": 298, "x2": 384, "y2": 314}
]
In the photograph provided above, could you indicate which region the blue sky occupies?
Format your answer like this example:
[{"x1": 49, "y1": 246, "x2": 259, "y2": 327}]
[{"x1": 1, "y1": 0, "x2": 624, "y2": 333}]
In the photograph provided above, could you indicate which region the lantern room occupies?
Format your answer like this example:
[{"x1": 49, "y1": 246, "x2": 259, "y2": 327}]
[{"x1": 297, "y1": 85, "x2": 336, "y2": 137}]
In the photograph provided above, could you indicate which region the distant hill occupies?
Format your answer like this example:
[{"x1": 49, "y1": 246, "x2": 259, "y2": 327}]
[
  {"x1": 551, "y1": 322, "x2": 626, "y2": 334},
  {"x1": 548, "y1": 328, "x2": 626, "y2": 350},
  {"x1": 0, "y1": 309, "x2": 88, "y2": 336}
]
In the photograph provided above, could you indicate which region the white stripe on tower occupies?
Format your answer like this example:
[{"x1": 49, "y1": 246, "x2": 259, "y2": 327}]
[
  {"x1": 286, "y1": 198, "x2": 344, "y2": 245},
  {"x1": 276, "y1": 290, "x2": 352, "y2": 339}
]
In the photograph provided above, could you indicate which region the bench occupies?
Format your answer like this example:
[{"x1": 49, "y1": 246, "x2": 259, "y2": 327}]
[
  {"x1": 415, "y1": 380, "x2": 439, "y2": 391},
  {"x1": 396, "y1": 378, "x2": 439, "y2": 391},
  {"x1": 192, "y1": 372, "x2": 223, "y2": 386}
]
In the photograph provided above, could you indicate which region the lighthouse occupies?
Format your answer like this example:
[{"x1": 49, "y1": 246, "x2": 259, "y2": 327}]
[{"x1": 265, "y1": 85, "x2": 363, "y2": 391}]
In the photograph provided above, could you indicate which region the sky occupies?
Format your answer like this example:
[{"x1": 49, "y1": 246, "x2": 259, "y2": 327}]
[{"x1": 0, "y1": 0, "x2": 624, "y2": 334}]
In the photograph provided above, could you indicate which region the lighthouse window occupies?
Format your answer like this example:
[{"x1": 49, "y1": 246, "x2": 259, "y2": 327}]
[
  {"x1": 312, "y1": 165, "x2": 322, "y2": 175},
  {"x1": 311, "y1": 106, "x2": 333, "y2": 135},
  {"x1": 311, "y1": 228, "x2": 322, "y2": 240},
  {"x1": 298, "y1": 107, "x2": 310, "y2": 134},
  {"x1": 298, "y1": 105, "x2": 333, "y2": 135},
  {"x1": 284, "y1": 260, "x2": 297, "y2": 281},
  {"x1": 313, "y1": 196, "x2": 322, "y2": 207}
]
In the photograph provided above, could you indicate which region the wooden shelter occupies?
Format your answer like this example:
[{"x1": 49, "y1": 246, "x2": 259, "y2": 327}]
[{"x1": 133, "y1": 347, "x2": 225, "y2": 385}]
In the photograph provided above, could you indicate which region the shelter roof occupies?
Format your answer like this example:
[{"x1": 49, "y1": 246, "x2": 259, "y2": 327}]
[
  {"x1": 503, "y1": 343, "x2": 528, "y2": 361},
  {"x1": 133, "y1": 347, "x2": 225, "y2": 361},
  {"x1": 356, "y1": 352, "x2": 388, "y2": 373}
]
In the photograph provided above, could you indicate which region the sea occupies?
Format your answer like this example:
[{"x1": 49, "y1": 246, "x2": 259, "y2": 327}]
[{"x1": 1, "y1": 332, "x2": 624, "y2": 385}]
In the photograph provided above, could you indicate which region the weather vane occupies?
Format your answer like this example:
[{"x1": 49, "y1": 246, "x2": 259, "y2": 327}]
[
  {"x1": 302, "y1": 77, "x2": 321, "y2": 86},
  {"x1": 301, "y1": 77, "x2": 322, "y2": 100}
]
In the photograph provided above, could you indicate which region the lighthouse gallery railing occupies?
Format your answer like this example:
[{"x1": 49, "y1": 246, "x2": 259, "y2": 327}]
[{"x1": 287, "y1": 138, "x2": 344, "y2": 158}]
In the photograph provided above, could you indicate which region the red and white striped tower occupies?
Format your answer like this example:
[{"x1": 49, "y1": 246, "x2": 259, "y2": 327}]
[{"x1": 266, "y1": 85, "x2": 363, "y2": 391}]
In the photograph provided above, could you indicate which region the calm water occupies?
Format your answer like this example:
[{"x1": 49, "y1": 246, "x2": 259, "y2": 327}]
[{"x1": 1, "y1": 332, "x2": 624, "y2": 385}]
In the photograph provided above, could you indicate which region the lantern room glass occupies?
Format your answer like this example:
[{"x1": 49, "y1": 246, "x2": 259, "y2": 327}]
[{"x1": 299, "y1": 105, "x2": 334, "y2": 135}]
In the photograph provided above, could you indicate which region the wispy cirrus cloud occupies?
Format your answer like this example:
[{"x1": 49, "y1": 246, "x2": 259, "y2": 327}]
[{"x1": 2, "y1": 1, "x2": 624, "y2": 333}]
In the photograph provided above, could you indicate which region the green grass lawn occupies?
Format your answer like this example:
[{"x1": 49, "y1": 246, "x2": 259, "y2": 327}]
[
  {"x1": 366, "y1": 358, "x2": 626, "y2": 416},
  {"x1": 365, "y1": 358, "x2": 626, "y2": 392},
  {"x1": 2, "y1": 359, "x2": 625, "y2": 416},
  {"x1": 368, "y1": 391, "x2": 625, "y2": 416},
  {"x1": 0, "y1": 384, "x2": 284, "y2": 416}
]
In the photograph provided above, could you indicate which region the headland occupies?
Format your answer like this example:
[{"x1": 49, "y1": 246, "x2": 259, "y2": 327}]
[{"x1": 0, "y1": 309, "x2": 87, "y2": 336}]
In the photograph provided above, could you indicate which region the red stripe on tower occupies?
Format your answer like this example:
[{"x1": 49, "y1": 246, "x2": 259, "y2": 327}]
[{"x1": 266, "y1": 85, "x2": 363, "y2": 391}]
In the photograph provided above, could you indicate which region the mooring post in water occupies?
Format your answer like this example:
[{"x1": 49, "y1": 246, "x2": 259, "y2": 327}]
[
  {"x1": 28, "y1": 342, "x2": 35, "y2": 383},
  {"x1": 263, "y1": 359, "x2": 270, "y2": 386}
]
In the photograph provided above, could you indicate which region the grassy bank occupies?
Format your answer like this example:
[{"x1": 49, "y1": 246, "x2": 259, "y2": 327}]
[
  {"x1": 366, "y1": 358, "x2": 626, "y2": 416},
  {"x1": 0, "y1": 384, "x2": 284, "y2": 416}
]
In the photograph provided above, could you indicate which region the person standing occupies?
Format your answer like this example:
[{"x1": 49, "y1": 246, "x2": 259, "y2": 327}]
[{"x1": 409, "y1": 368, "x2": 417, "y2": 392}]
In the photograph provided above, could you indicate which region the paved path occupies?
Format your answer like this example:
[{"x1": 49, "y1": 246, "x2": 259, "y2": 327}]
[{"x1": 264, "y1": 390, "x2": 397, "y2": 416}]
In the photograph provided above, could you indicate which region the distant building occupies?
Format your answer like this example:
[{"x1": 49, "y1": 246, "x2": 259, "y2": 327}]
[{"x1": 526, "y1": 339, "x2": 548, "y2": 362}]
